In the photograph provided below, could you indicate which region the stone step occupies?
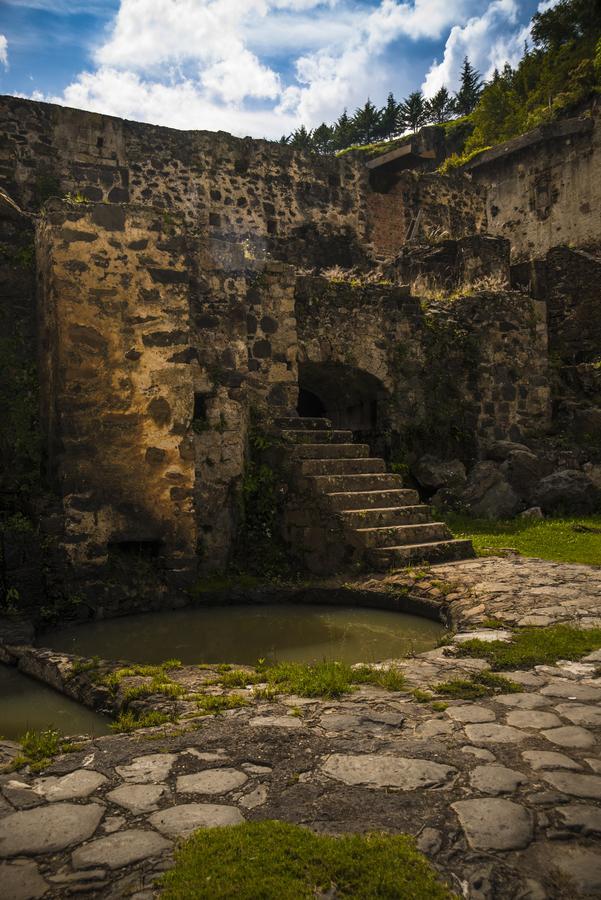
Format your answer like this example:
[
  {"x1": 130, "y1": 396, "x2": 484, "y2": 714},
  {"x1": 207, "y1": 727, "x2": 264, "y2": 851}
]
[
  {"x1": 299, "y1": 457, "x2": 386, "y2": 477},
  {"x1": 275, "y1": 417, "x2": 332, "y2": 430},
  {"x1": 290, "y1": 443, "x2": 370, "y2": 460},
  {"x1": 339, "y1": 505, "x2": 432, "y2": 528},
  {"x1": 355, "y1": 521, "x2": 452, "y2": 549},
  {"x1": 327, "y1": 489, "x2": 421, "y2": 510},
  {"x1": 280, "y1": 429, "x2": 353, "y2": 445},
  {"x1": 367, "y1": 539, "x2": 476, "y2": 570},
  {"x1": 310, "y1": 473, "x2": 404, "y2": 493}
]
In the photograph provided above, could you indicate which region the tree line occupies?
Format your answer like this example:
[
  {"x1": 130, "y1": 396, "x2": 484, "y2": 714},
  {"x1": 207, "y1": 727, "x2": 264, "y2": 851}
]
[
  {"x1": 280, "y1": 58, "x2": 483, "y2": 153},
  {"x1": 280, "y1": 0, "x2": 601, "y2": 157}
]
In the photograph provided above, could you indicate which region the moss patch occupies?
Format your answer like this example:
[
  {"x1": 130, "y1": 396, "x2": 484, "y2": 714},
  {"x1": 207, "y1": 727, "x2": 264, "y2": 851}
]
[
  {"x1": 158, "y1": 820, "x2": 455, "y2": 900},
  {"x1": 446, "y1": 514, "x2": 601, "y2": 566},
  {"x1": 455, "y1": 625, "x2": 601, "y2": 670}
]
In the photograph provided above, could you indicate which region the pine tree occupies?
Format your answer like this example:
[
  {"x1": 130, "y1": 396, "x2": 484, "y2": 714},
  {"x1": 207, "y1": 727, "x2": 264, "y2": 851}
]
[
  {"x1": 312, "y1": 123, "x2": 335, "y2": 155},
  {"x1": 425, "y1": 87, "x2": 454, "y2": 124},
  {"x1": 398, "y1": 91, "x2": 428, "y2": 132},
  {"x1": 378, "y1": 93, "x2": 402, "y2": 139},
  {"x1": 454, "y1": 57, "x2": 484, "y2": 116},
  {"x1": 331, "y1": 109, "x2": 356, "y2": 150},
  {"x1": 351, "y1": 99, "x2": 382, "y2": 144},
  {"x1": 288, "y1": 125, "x2": 313, "y2": 151}
]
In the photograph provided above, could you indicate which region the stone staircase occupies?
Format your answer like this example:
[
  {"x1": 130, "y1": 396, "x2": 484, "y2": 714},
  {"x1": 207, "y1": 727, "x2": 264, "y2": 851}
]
[{"x1": 277, "y1": 416, "x2": 474, "y2": 571}]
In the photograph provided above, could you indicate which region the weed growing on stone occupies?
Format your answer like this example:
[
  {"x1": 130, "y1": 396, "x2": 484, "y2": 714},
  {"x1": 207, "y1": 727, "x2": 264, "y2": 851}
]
[
  {"x1": 110, "y1": 711, "x2": 172, "y2": 733},
  {"x1": 434, "y1": 671, "x2": 522, "y2": 700},
  {"x1": 158, "y1": 820, "x2": 455, "y2": 899},
  {"x1": 67, "y1": 655, "x2": 101, "y2": 679},
  {"x1": 219, "y1": 669, "x2": 262, "y2": 688},
  {"x1": 8, "y1": 727, "x2": 81, "y2": 772},
  {"x1": 254, "y1": 660, "x2": 406, "y2": 699},
  {"x1": 195, "y1": 694, "x2": 249, "y2": 716},
  {"x1": 455, "y1": 625, "x2": 601, "y2": 670}
]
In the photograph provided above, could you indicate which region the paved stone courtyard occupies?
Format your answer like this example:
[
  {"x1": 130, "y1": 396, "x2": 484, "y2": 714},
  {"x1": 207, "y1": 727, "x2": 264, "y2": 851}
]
[{"x1": 1, "y1": 556, "x2": 601, "y2": 899}]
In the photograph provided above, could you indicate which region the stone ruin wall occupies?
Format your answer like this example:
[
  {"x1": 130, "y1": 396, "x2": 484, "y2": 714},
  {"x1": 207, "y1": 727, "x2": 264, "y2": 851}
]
[
  {"x1": 0, "y1": 95, "x2": 370, "y2": 267},
  {"x1": 0, "y1": 94, "x2": 598, "y2": 591},
  {"x1": 467, "y1": 107, "x2": 601, "y2": 263}
]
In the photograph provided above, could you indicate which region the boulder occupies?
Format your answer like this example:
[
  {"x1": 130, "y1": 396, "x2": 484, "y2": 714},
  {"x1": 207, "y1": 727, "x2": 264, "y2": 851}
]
[
  {"x1": 533, "y1": 469, "x2": 601, "y2": 515},
  {"x1": 500, "y1": 450, "x2": 549, "y2": 502},
  {"x1": 584, "y1": 463, "x2": 601, "y2": 491},
  {"x1": 461, "y1": 462, "x2": 521, "y2": 519},
  {"x1": 412, "y1": 455, "x2": 466, "y2": 491},
  {"x1": 486, "y1": 440, "x2": 532, "y2": 462},
  {"x1": 519, "y1": 507, "x2": 544, "y2": 519}
]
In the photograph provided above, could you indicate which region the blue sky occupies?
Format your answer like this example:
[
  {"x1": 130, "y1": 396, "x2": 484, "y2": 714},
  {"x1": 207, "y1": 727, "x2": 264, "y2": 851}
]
[{"x1": 0, "y1": 0, "x2": 550, "y2": 139}]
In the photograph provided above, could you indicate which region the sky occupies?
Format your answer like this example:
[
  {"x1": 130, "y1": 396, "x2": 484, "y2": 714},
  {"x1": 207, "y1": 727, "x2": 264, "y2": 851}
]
[{"x1": 0, "y1": 0, "x2": 557, "y2": 140}]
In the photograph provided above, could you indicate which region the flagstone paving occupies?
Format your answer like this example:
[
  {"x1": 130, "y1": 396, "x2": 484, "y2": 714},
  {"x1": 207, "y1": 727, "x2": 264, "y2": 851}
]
[{"x1": 1, "y1": 556, "x2": 601, "y2": 898}]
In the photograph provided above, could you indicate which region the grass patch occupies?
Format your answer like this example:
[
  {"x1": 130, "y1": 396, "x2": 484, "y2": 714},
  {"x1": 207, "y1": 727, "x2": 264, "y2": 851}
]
[
  {"x1": 434, "y1": 671, "x2": 522, "y2": 700},
  {"x1": 110, "y1": 711, "x2": 173, "y2": 733},
  {"x1": 8, "y1": 728, "x2": 83, "y2": 773},
  {"x1": 219, "y1": 669, "x2": 262, "y2": 688},
  {"x1": 158, "y1": 820, "x2": 455, "y2": 900},
  {"x1": 455, "y1": 625, "x2": 601, "y2": 670},
  {"x1": 446, "y1": 513, "x2": 601, "y2": 566},
  {"x1": 256, "y1": 661, "x2": 406, "y2": 700},
  {"x1": 195, "y1": 694, "x2": 249, "y2": 716}
]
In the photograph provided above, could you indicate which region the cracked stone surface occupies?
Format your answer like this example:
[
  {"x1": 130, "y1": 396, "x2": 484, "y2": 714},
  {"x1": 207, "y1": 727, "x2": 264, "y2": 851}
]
[{"x1": 1, "y1": 556, "x2": 601, "y2": 899}]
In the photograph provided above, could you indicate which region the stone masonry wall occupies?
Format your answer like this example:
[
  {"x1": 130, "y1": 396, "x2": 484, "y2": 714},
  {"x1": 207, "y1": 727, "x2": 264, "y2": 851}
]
[
  {"x1": 36, "y1": 200, "x2": 197, "y2": 582},
  {"x1": 295, "y1": 278, "x2": 551, "y2": 459},
  {"x1": 467, "y1": 110, "x2": 601, "y2": 262},
  {"x1": 0, "y1": 95, "x2": 370, "y2": 268}
]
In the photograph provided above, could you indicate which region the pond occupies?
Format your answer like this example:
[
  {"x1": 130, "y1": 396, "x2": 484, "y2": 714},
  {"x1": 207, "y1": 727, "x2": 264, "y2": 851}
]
[
  {"x1": 45, "y1": 603, "x2": 445, "y2": 667},
  {"x1": 0, "y1": 665, "x2": 111, "y2": 742}
]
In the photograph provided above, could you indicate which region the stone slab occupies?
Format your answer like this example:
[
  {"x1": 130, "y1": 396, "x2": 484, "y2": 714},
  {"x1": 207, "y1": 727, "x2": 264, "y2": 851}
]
[
  {"x1": 540, "y1": 683, "x2": 601, "y2": 702},
  {"x1": 446, "y1": 705, "x2": 496, "y2": 724},
  {"x1": 495, "y1": 693, "x2": 550, "y2": 709},
  {"x1": 115, "y1": 754, "x2": 177, "y2": 783},
  {"x1": 554, "y1": 703, "x2": 601, "y2": 727},
  {"x1": 249, "y1": 716, "x2": 303, "y2": 729},
  {"x1": 464, "y1": 723, "x2": 526, "y2": 744},
  {"x1": 542, "y1": 771, "x2": 601, "y2": 800},
  {"x1": 541, "y1": 725, "x2": 596, "y2": 749},
  {"x1": 557, "y1": 804, "x2": 601, "y2": 835},
  {"x1": 148, "y1": 803, "x2": 244, "y2": 838},
  {"x1": 522, "y1": 750, "x2": 582, "y2": 772},
  {"x1": 106, "y1": 784, "x2": 169, "y2": 814},
  {"x1": 470, "y1": 765, "x2": 527, "y2": 795},
  {"x1": 451, "y1": 799, "x2": 533, "y2": 850},
  {"x1": 72, "y1": 829, "x2": 172, "y2": 870},
  {"x1": 0, "y1": 803, "x2": 104, "y2": 857},
  {"x1": 505, "y1": 710, "x2": 562, "y2": 730},
  {"x1": 321, "y1": 754, "x2": 456, "y2": 790},
  {"x1": 176, "y1": 769, "x2": 248, "y2": 795},
  {"x1": 33, "y1": 770, "x2": 107, "y2": 802}
]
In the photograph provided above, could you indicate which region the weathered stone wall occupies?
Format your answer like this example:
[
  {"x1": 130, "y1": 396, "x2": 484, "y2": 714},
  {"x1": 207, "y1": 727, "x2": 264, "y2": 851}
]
[
  {"x1": 366, "y1": 170, "x2": 487, "y2": 258},
  {"x1": 295, "y1": 278, "x2": 551, "y2": 459},
  {"x1": 466, "y1": 111, "x2": 601, "y2": 262},
  {"x1": 0, "y1": 95, "x2": 370, "y2": 267},
  {"x1": 36, "y1": 200, "x2": 197, "y2": 582}
]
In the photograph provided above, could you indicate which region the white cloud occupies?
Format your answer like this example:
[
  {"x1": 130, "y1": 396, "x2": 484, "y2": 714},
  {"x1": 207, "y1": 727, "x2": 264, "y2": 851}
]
[
  {"x1": 30, "y1": 0, "x2": 540, "y2": 139},
  {"x1": 421, "y1": 0, "x2": 521, "y2": 97},
  {"x1": 0, "y1": 35, "x2": 8, "y2": 69}
]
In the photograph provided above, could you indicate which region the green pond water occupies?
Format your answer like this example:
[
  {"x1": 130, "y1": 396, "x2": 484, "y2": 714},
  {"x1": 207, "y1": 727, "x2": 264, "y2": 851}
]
[
  {"x1": 1, "y1": 605, "x2": 443, "y2": 741},
  {"x1": 46, "y1": 603, "x2": 444, "y2": 667},
  {"x1": 0, "y1": 666, "x2": 110, "y2": 741}
]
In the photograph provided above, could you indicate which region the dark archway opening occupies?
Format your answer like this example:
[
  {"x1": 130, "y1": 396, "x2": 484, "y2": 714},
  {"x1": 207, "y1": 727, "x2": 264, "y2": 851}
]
[
  {"x1": 297, "y1": 362, "x2": 389, "y2": 453},
  {"x1": 297, "y1": 387, "x2": 327, "y2": 418}
]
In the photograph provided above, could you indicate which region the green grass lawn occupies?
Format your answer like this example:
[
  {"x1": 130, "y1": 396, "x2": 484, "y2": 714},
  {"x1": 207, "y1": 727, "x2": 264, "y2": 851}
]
[
  {"x1": 159, "y1": 821, "x2": 455, "y2": 899},
  {"x1": 446, "y1": 514, "x2": 601, "y2": 566}
]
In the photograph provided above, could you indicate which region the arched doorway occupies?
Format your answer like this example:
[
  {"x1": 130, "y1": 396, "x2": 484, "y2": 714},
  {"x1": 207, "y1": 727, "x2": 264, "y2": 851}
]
[{"x1": 297, "y1": 361, "x2": 389, "y2": 451}]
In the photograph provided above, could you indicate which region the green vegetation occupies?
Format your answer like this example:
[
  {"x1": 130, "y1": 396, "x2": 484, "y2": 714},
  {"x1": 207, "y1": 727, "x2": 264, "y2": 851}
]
[
  {"x1": 253, "y1": 660, "x2": 405, "y2": 700},
  {"x1": 158, "y1": 820, "x2": 455, "y2": 900},
  {"x1": 455, "y1": 625, "x2": 601, "y2": 670},
  {"x1": 434, "y1": 671, "x2": 522, "y2": 700},
  {"x1": 446, "y1": 513, "x2": 601, "y2": 566},
  {"x1": 110, "y1": 711, "x2": 173, "y2": 733},
  {"x1": 8, "y1": 728, "x2": 82, "y2": 773},
  {"x1": 195, "y1": 694, "x2": 249, "y2": 716}
]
